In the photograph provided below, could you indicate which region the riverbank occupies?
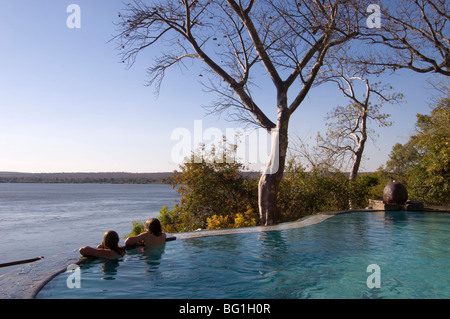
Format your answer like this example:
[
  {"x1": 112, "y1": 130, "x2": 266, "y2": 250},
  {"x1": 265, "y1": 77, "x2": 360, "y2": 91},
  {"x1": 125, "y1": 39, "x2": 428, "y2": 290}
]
[
  {"x1": 0, "y1": 171, "x2": 173, "y2": 184},
  {"x1": 0, "y1": 171, "x2": 261, "y2": 184}
]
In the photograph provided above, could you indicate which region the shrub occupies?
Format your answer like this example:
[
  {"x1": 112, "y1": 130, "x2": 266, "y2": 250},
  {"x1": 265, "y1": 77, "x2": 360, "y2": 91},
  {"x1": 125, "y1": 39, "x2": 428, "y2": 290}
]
[
  {"x1": 207, "y1": 214, "x2": 232, "y2": 230},
  {"x1": 157, "y1": 141, "x2": 259, "y2": 232},
  {"x1": 206, "y1": 205, "x2": 259, "y2": 230},
  {"x1": 384, "y1": 97, "x2": 449, "y2": 205},
  {"x1": 234, "y1": 205, "x2": 258, "y2": 228},
  {"x1": 122, "y1": 220, "x2": 145, "y2": 239},
  {"x1": 277, "y1": 159, "x2": 380, "y2": 221}
]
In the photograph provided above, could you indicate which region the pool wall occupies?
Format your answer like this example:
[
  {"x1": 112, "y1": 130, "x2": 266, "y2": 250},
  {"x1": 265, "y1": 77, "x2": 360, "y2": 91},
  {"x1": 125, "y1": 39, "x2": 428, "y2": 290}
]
[
  {"x1": 0, "y1": 250, "x2": 81, "y2": 299},
  {"x1": 1, "y1": 207, "x2": 447, "y2": 299}
]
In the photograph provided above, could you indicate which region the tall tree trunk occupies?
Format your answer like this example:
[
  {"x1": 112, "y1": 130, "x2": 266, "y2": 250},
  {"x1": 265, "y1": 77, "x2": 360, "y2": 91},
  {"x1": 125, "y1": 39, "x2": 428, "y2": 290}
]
[
  {"x1": 349, "y1": 110, "x2": 368, "y2": 182},
  {"x1": 349, "y1": 147, "x2": 364, "y2": 182},
  {"x1": 348, "y1": 129, "x2": 367, "y2": 209},
  {"x1": 258, "y1": 111, "x2": 289, "y2": 226}
]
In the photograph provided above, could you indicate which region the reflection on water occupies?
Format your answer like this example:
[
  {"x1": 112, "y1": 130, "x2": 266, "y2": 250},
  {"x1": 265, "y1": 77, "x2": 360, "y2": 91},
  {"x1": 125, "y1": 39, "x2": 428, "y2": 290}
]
[
  {"x1": 79, "y1": 244, "x2": 166, "y2": 282},
  {"x1": 371, "y1": 211, "x2": 409, "y2": 225},
  {"x1": 124, "y1": 244, "x2": 166, "y2": 273},
  {"x1": 101, "y1": 261, "x2": 120, "y2": 281}
]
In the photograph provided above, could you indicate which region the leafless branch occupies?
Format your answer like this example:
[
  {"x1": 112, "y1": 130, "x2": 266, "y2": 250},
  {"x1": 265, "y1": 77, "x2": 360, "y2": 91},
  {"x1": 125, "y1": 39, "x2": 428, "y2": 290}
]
[{"x1": 356, "y1": 0, "x2": 449, "y2": 76}]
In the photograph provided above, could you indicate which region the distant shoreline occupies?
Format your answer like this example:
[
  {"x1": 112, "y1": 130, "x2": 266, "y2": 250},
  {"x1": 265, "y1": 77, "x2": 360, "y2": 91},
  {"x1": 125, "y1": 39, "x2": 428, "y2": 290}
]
[
  {"x1": 0, "y1": 171, "x2": 174, "y2": 184},
  {"x1": 0, "y1": 171, "x2": 261, "y2": 184}
]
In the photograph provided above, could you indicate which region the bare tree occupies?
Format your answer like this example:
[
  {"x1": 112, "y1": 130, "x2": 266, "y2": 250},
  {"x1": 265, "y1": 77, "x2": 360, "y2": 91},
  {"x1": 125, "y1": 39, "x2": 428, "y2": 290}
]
[
  {"x1": 114, "y1": 0, "x2": 364, "y2": 225},
  {"x1": 357, "y1": 0, "x2": 449, "y2": 76},
  {"x1": 317, "y1": 67, "x2": 403, "y2": 182},
  {"x1": 289, "y1": 133, "x2": 335, "y2": 173}
]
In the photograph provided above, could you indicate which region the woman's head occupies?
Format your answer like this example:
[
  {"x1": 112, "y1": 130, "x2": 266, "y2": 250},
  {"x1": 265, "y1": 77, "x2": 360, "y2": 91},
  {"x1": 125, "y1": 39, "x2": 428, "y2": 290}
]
[
  {"x1": 102, "y1": 230, "x2": 125, "y2": 255},
  {"x1": 145, "y1": 218, "x2": 162, "y2": 236},
  {"x1": 102, "y1": 230, "x2": 120, "y2": 249}
]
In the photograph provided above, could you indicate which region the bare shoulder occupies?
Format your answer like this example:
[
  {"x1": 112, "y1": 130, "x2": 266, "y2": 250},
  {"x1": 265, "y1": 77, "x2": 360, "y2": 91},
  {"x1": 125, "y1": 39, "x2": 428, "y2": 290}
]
[
  {"x1": 79, "y1": 246, "x2": 120, "y2": 258},
  {"x1": 141, "y1": 232, "x2": 166, "y2": 246}
]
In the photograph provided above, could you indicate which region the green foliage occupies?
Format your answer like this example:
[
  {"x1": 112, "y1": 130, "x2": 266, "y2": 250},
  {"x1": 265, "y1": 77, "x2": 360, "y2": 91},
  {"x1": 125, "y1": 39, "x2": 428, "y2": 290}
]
[
  {"x1": 206, "y1": 205, "x2": 259, "y2": 230},
  {"x1": 157, "y1": 205, "x2": 180, "y2": 233},
  {"x1": 234, "y1": 205, "x2": 258, "y2": 228},
  {"x1": 158, "y1": 139, "x2": 388, "y2": 232},
  {"x1": 277, "y1": 159, "x2": 381, "y2": 222},
  {"x1": 122, "y1": 220, "x2": 146, "y2": 239},
  {"x1": 206, "y1": 214, "x2": 232, "y2": 230},
  {"x1": 384, "y1": 97, "x2": 449, "y2": 205},
  {"x1": 385, "y1": 141, "x2": 421, "y2": 181},
  {"x1": 357, "y1": 171, "x2": 390, "y2": 201},
  {"x1": 157, "y1": 141, "x2": 259, "y2": 232},
  {"x1": 278, "y1": 158, "x2": 392, "y2": 221}
]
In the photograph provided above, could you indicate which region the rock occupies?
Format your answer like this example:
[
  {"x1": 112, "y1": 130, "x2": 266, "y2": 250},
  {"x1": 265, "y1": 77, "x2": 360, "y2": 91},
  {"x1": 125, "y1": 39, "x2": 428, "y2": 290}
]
[{"x1": 383, "y1": 182, "x2": 408, "y2": 205}]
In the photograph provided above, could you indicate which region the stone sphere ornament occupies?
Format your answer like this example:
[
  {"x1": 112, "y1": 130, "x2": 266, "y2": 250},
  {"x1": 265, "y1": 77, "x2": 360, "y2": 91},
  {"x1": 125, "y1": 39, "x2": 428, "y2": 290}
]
[{"x1": 383, "y1": 181, "x2": 408, "y2": 205}]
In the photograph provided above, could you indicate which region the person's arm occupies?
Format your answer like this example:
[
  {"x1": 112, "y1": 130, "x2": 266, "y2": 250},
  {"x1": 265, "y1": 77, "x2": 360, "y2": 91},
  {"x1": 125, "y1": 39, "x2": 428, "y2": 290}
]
[
  {"x1": 124, "y1": 232, "x2": 146, "y2": 247},
  {"x1": 79, "y1": 246, "x2": 117, "y2": 258}
]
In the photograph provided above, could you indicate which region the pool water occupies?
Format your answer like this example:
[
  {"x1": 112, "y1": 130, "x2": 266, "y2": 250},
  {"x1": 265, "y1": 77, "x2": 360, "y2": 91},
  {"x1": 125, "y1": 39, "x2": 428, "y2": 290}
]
[{"x1": 37, "y1": 211, "x2": 450, "y2": 299}]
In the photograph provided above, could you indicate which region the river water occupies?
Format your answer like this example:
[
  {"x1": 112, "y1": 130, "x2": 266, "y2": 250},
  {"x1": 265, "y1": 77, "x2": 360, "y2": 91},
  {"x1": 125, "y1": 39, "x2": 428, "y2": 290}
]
[{"x1": 0, "y1": 183, "x2": 179, "y2": 275}]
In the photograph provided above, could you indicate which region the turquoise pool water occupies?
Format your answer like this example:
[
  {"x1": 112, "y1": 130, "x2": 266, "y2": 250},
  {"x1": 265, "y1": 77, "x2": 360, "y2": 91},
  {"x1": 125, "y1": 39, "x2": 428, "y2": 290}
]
[{"x1": 37, "y1": 211, "x2": 450, "y2": 299}]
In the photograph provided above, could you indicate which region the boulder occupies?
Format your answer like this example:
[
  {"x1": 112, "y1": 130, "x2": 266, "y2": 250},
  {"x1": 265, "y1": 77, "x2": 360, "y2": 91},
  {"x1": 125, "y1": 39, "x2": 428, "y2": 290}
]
[{"x1": 383, "y1": 181, "x2": 408, "y2": 205}]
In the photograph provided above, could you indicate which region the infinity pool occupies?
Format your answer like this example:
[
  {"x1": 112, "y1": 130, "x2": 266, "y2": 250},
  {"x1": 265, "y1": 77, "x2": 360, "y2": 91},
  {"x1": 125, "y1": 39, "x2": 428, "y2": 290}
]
[{"x1": 37, "y1": 211, "x2": 450, "y2": 299}]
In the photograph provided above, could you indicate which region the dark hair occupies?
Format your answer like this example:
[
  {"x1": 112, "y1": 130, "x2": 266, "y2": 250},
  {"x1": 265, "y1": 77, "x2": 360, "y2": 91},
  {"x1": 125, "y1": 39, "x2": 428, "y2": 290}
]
[
  {"x1": 145, "y1": 218, "x2": 162, "y2": 236},
  {"x1": 102, "y1": 230, "x2": 125, "y2": 256}
]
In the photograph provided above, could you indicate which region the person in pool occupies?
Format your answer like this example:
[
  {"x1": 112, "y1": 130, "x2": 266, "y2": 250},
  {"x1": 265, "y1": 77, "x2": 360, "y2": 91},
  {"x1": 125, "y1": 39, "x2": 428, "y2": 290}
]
[
  {"x1": 79, "y1": 230, "x2": 126, "y2": 258},
  {"x1": 124, "y1": 218, "x2": 166, "y2": 247}
]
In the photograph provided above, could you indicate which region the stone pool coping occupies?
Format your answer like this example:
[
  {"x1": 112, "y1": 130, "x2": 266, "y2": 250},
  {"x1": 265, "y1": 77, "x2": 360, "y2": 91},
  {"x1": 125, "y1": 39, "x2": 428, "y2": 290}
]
[{"x1": 0, "y1": 207, "x2": 447, "y2": 299}]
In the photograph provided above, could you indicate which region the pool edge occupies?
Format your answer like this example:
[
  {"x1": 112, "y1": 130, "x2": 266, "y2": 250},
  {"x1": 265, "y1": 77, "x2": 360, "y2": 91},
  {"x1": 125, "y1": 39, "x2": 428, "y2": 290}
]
[
  {"x1": 174, "y1": 211, "x2": 344, "y2": 240},
  {"x1": 0, "y1": 250, "x2": 86, "y2": 299}
]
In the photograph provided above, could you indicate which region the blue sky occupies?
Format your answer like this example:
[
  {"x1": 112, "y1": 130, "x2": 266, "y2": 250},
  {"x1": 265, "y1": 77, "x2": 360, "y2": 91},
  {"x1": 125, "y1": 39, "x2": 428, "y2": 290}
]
[{"x1": 0, "y1": 1, "x2": 443, "y2": 173}]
